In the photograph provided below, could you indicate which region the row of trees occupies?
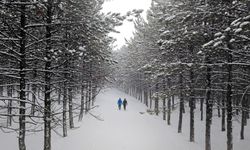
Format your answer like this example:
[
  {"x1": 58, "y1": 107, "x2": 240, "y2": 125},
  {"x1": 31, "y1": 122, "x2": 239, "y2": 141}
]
[
  {"x1": 114, "y1": 0, "x2": 250, "y2": 150},
  {"x1": 0, "y1": 0, "x2": 124, "y2": 150}
]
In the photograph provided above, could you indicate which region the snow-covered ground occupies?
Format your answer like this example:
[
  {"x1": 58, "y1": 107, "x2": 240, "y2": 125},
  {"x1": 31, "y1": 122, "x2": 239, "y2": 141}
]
[{"x1": 1, "y1": 88, "x2": 249, "y2": 150}]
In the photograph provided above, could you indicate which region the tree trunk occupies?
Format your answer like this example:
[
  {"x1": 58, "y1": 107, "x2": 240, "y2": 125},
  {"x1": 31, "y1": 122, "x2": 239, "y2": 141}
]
[
  {"x1": 222, "y1": 94, "x2": 226, "y2": 131},
  {"x1": 0, "y1": 86, "x2": 3, "y2": 96},
  {"x1": 205, "y1": 57, "x2": 212, "y2": 150},
  {"x1": 88, "y1": 81, "x2": 92, "y2": 111},
  {"x1": 200, "y1": 98, "x2": 204, "y2": 121},
  {"x1": 44, "y1": 0, "x2": 53, "y2": 149},
  {"x1": 155, "y1": 82, "x2": 159, "y2": 116},
  {"x1": 31, "y1": 66, "x2": 38, "y2": 115},
  {"x1": 79, "y1": 84, "x2": 85, "y2": 121},
  {"x1": 163, "y1": 80, "x2": 166, "y2": 121},
  {"x1": 189, "y1": 68, "x2": 195, "y2": 142},
  {"x1": 68, "y1": 87, "x2": 74, "y2": 129},
  {"x1": 92, "y1": 84, "x2": 97, "y2": 106},
  {"x1": 217, "y1": 98, "x2": 221, "y2": 118},
  {"x1": 19, "y1": 2, "x2": 27, "y2": 149},
  {"x1": 167, "y1": 95, "x2": 171, "y2": 125},
  {"x1": 62, "y1": 80, "x2": 67, "y2": 137},
  {"x1": 240, "y1": 97, "x2": 246, "y2": 140},
  {"x1": 144, "y1": 89, "x2": 148, "y2": 107},
  {"x1": 85, "y1": 82, "x2": 89, "y2": 113},
  {"x1": 178, "y1": 73, "x2": 183, "y2": 133},
  {"x1": 149, "y1": 89, "x2": 152, "y2": 109},
  {"x1": 167, "y1": 78, "x2": 171, "y2": 125},
  {"x1": 172, "y1": 95, "x2": 175, "y2": 110},
  {"x1": 7, "y1": 85, "x2": 12, "y2": 126},
  {"x1": 226, "y1": 36, "x2": 233, "y2": 150}
]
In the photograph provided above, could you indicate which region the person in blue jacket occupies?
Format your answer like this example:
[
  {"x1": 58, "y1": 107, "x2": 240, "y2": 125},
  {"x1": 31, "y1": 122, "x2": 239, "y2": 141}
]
[{"x1": 117, "y1": 98, "x2": 123, "y2": 110}]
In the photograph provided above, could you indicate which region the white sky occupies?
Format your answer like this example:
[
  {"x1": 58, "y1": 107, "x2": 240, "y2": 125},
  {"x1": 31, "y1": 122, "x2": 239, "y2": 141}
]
[{"x1": 102, "y1": 0, "x2": 151, "y2": 50}]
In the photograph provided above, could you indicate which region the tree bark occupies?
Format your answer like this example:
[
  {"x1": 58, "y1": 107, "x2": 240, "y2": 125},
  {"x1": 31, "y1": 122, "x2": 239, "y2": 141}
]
[
  {"x1": 240, "y1": 97, "x2": 246, "y2": 140},
  {"x1": 144, "y1": 89, "x2": 148, "y2": 107},
  {"x1": 7, "y1": 85, "x2": 12, "y2": 126},
  {"x1": 19, "y1": 2, "x2": 27, "y2": 149},
  {"x1": 0, "y1": 86, "x2": 3, "y2": 96},
  {"x1": 68, "y1": 87, "x2": 74, "y2": 128},
  {"x1": 217, "y1": 98, "x2": 221, "y2": 118},
  {"x1": 44, "y1": 0, "x2": 53, "y2": 149},
  {"x1": 189, "y1": 68, "x2": 195, "y2": 142},
  {"x1": 62, "y1": 80, "x2": 67, "y2": 137},
  {"x1": 149, "y1": 89, "x2": 152, "y2": 109},
  {"x1": 167, "y1": 95, "x2": 171, "y2": 125},
  {"x1": 85, "y1": 82, "x2": 89, "y2": 113},
  {"x1": 155, "y1": 81, "x2": 159, "y2": 116},
  {"x1": 222, "y1": 94, "x2": 226, "y2": 131},
  {"x1": 172, "y1": 95, "x2": 175, "y2": 110},
  {"x1": 88, "y1": 81, "x2": 92, "y2": 111},
  {"x1": 178, "y1": 73, "x2": 183, "y2": 133},
  {"x1": 205, "y1": 57, "x2": 212, "y2": 150},
  {"x1": 167, "y1": 78, "x2": 171, "y2": 125},
  {"x1": 79, "y1": 84, "x2": 85, "y2": 121},
  {"x1": 226, "y1": 42, "x2": 233, "y2": 150},
  {"x1": 200, "y1": 98, "x2": 204, "y2": 121}
]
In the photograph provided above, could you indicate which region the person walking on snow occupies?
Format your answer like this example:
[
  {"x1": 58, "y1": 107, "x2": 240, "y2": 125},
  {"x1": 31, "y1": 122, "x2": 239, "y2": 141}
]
[
  {"x1": 123, "y1": 98, "x2": 128, "y2": 110},
  {"x1": 117, "y1": 98, "x2": 123, "y2": 110}
]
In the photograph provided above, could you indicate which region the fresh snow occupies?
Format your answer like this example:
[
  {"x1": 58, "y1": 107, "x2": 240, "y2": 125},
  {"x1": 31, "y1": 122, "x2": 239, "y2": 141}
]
[
  {"x1": 1, "y1": 88, "x2": 250, "y2": 150},
  {"x1": 54, "y1": 88, "x2": 201, "y2": 150}
]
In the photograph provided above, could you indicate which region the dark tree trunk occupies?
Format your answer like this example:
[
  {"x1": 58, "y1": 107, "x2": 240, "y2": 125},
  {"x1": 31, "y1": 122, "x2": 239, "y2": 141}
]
[
  {"x1": 167, "y1": 96, "x2": 171, "y2": 125},
  {"x1": 149, "y1": 89, "x2": 152, "y2": 109},
  {"x1": 92, "y1": 84, "x2": 96, "y2": 106},
  {"x1": 217, "y1": 98, "x2": 221, "y2": 118},
  {"x1": 200, "y1": 98, "x2": 204, "y2": 121},
  {"x1": 85, "y1": 82, "x2": 89, "y2": 113},
  {"x1": 7, "y1": 85, "x2": 12, "y2": 126},
  {"x1": 79, "y1": 84, "x2": 85, "y2": 121},
  {"x1": 0, "y1": 86, "x2": 3, "y2": 96},
  {"x1": 172, "y1": 95, "x2": 175, "y2": 110},
  {"x1": 189, "y1": 68, "x2": 195, "y2": 142},
  {"x1": 44, "y1": 1, "x2": 53, "y2": 149},
  {"x1": 205, "y1": 57, "x2": 212, "y2": 150},
  {"x1": 163, "y1": 80, "x2": 166, "y2": 121},
  {"x1": 19, "y1": 2, "x2": 27, "y2": 149},
  {"x1": 163, "y1": 97, "x2": 166, "y2": 120},
  {"x1": 182, "y1": 102, "x2": 185, "y2": 114},
  {"x1": 144, "y1": 89, "x2": 148, "y2": 107},
  {"x1": 68, "y1": 87, "x2": 74, "y2": 129},
  {"x1": 167, "y1": 78, "x2": 171, "y2": 125},
  {"x1": 155, "y1": 82, "x2": 159, "y2": 116},
  {"x1": 226, "y1": 38, "x2": 233, "y2": 150},
  {"x1": 62, "y1": 80, "x2": 67, "y2": 137},
  {"x1": 178, "y1": 73, "x2": 183, "y2": 133},
  {"x1": 222, "y1": 94, "x2": 226, "y2": 131},
  {"x1": 88, "y1": 81, "x2": 92, "y2": 111},
  {"x1": 240, "y1": 97, "x2": 247, "y2": 140}
]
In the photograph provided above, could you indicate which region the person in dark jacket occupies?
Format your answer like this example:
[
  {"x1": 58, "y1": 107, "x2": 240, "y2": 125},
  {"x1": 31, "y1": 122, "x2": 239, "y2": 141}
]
[
  {"x1": 117, "y1": 98, "x2": 123, "y2": 110},
  {"x1": 123, "y1": 98, "x2": 128, "y2": 110}
]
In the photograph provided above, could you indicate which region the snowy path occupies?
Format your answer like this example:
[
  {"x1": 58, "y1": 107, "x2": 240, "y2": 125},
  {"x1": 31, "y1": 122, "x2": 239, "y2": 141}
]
[
  {"x1": 2, "y1": 88, "x2": 249, "y2": 150},
  {"x1": 53, "y1": 88, "x2": 201, "y2": 150}
]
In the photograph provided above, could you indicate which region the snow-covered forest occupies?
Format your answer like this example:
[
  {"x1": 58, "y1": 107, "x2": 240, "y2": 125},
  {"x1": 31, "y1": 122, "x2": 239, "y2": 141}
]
[{"x1": 1, "y1": 0, "x2": 250, "y2": 150}]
